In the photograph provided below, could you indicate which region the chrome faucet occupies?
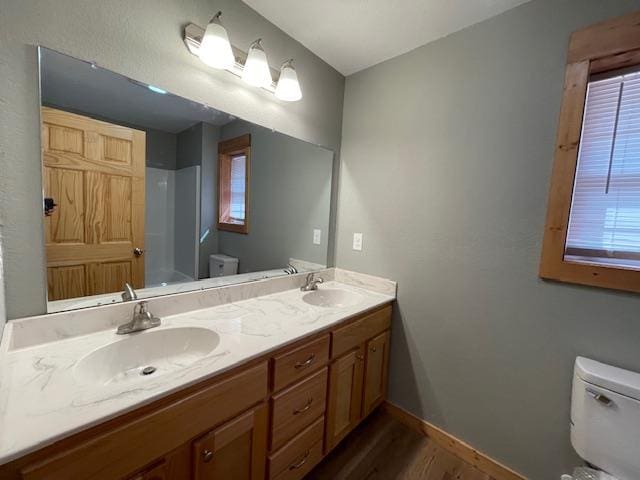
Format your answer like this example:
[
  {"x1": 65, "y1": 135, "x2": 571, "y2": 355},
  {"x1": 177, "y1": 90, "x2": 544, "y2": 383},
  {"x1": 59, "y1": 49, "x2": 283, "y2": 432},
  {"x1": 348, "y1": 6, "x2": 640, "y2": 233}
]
[
  {"x1": 300, "y1": 273, "x2": 323, "y2": 291},
  {"x1": 121, "y1": 283, "x2": 138, "y2": 302},
  {"x1": 116, "y1": 301, "x2": 161, "y2": 335}
]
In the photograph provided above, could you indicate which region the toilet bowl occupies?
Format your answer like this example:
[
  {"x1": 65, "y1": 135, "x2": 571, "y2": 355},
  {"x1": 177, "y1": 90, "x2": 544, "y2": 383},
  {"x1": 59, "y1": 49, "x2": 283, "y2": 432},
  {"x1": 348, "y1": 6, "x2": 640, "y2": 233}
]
[{"x1": 208, "y1": 254, "x2": 238, "y2": 277}]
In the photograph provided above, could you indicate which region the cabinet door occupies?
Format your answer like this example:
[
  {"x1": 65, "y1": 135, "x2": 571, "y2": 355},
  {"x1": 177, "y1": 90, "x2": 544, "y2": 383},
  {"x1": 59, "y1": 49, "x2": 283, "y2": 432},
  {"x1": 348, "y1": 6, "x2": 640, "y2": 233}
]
[
  {"x1": 324, "y1": 345, "x2": 365, "y2": 452},
  {"x1": 362, "y1": 330, "x2": 390, "y2": 416},
  {"x1": 193, "y1": 403, "x2": 268, "y2": 480}
]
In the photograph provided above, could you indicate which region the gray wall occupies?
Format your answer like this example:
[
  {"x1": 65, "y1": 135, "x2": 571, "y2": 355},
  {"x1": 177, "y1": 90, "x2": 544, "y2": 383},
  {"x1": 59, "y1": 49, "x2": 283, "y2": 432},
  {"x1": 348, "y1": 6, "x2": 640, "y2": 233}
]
[
  {"x1": 146, "y1": 129, "x2": 177, "y2": 170},
  {"x1": 0, "y1": 0, "x2": 344, "y2": 319},
  {"x1": 199, "y1": 123, "x2": 221, "y2": 278},
  {"x1": 174, "y1": 166, "x2": 200, "y2": 279},
  {"x1": 335, "y1": 0, "x2": 640, "y2": 478},
  {"x1": 176, "y1": 121, "x2": 222, "y2": 278},
  {"x1": 218, "y1": 120, "x2": 333, "y2": 273}
]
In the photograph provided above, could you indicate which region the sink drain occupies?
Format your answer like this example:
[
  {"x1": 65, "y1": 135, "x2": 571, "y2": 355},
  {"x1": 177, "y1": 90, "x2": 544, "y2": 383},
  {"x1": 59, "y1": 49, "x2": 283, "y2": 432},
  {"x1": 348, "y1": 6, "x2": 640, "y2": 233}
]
[{"x1": 141, "y1": 366, "x2": 157, "y2": 376}]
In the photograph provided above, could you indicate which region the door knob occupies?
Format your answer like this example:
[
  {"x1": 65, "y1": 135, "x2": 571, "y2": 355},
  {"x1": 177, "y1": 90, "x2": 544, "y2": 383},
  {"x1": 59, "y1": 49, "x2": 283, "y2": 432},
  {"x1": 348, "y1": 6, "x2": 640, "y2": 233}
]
[{"x1": 133, "y1": 247, "x2": 144, "y2": 257}]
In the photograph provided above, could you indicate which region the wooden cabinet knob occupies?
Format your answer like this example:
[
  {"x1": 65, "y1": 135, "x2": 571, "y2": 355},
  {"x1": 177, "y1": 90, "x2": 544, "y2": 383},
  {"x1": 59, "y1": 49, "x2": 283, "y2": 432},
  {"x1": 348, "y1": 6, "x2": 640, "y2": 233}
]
[
  {"x1": 356, "y1": 354, "x2": 364, "y2": 361},
  {"x1": 202, "y1": 449, "x2": 214, "y2": 463},
  {"x1": 370, "y1": 346, "x2": 377, "y2": 353}
]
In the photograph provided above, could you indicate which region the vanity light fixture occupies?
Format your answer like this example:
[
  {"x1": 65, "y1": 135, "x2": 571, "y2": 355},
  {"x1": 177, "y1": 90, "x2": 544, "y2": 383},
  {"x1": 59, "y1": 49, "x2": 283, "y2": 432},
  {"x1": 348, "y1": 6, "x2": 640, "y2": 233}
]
[
  {"x1": 242, "y1": 39, "x2": 272, "y2": 88},
  {"x1": 147, "y1": 85, "x2": 167, "y2": 94},
  {"x1": 198, "y1": 11, "x2": 235, "y2": 69},
  {"x1": 183, "y1": 16, "x2": 303, "y2": 102},
  {"x1": 275, "y1": 60, "x2": 302, "y2": 102}
]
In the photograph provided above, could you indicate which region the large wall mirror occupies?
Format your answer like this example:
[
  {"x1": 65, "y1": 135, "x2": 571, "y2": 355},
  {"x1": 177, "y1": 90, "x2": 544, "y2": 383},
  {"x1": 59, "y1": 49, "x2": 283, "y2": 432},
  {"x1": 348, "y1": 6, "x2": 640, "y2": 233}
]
[{"x1": 38, "y1": 47, "x2": 334, "y2": 313}]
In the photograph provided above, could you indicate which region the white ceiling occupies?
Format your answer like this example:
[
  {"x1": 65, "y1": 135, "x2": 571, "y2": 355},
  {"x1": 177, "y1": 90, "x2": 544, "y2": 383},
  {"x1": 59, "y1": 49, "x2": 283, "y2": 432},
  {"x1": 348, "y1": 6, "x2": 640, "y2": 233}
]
[{"x1": 243, "y1": 0, "x2": 531, "y2": 76}]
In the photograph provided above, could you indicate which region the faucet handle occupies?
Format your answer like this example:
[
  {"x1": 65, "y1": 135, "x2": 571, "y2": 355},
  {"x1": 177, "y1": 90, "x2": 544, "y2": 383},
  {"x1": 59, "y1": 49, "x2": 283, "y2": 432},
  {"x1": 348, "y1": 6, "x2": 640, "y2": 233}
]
[{"x1": 134, "y1": 301, "x2": 150, "y2": 317}]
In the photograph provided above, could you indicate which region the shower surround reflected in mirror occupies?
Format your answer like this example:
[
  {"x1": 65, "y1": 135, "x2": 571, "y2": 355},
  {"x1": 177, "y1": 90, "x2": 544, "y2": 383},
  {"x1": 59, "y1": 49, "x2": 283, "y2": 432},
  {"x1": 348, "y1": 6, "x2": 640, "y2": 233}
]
[{"x1": 39, "y1": 47, "x2": 333, "y2": 313}]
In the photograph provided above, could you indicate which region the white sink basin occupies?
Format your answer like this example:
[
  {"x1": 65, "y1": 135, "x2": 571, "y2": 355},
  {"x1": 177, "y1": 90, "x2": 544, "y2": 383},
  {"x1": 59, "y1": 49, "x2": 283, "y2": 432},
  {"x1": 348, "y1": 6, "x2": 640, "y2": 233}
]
[
  {"x1": 302, "y1": 289, "x2": 362, "y2": 308},
  {"x1": 74, "y1": 327, "x2": 220, "y2": 386}
]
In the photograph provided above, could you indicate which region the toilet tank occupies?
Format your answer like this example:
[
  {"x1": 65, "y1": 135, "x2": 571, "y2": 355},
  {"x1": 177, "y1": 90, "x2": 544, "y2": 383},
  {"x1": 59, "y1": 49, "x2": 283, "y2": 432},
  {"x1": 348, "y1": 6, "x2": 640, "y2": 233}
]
[
  {"x1": 571, "y1": 357, "x2": 640, "y2": 480},
  {"x1": 208, "y1": 254, "x2": 238, "y2": 277}
]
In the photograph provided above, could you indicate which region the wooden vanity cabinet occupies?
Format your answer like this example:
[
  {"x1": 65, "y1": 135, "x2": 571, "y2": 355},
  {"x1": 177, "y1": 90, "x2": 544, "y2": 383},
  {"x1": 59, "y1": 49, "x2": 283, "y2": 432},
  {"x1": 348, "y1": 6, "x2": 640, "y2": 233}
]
[
  {"x1": 325, "y1": 306, "x2": 391, "y2": 452},
  {"x1": 1, "y1": 303, "x2": 392, "y2": 480}
]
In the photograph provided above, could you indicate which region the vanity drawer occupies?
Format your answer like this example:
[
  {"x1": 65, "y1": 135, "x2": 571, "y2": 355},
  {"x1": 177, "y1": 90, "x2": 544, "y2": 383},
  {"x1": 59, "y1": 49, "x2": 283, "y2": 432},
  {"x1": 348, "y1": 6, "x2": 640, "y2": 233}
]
[
  {"x1": 268, "y1": 417, "x2": 324, "y2": 480},
  {"x1": 272, "y1": 335, "x2": 330, "y2": 391},
  {"x1": 331, "y1": 305, "x2": 391, "y2": 358},
  {"x1": 270, "y1": 367, "x2": 328, "y2": 451}
]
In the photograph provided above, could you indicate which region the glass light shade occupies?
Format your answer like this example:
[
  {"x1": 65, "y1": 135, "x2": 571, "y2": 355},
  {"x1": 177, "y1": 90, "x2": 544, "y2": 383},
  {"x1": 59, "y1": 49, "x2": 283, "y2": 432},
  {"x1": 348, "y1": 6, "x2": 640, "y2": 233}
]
[
  {"x1": 275, "y1": 61, "x2": 302, "y2": 101},
  {"x1": 242, "y1": 40, "x2": 272, "y2": 88},
  {"x1": 199, "y1": 15, "x2": 234, "y2": 69}
]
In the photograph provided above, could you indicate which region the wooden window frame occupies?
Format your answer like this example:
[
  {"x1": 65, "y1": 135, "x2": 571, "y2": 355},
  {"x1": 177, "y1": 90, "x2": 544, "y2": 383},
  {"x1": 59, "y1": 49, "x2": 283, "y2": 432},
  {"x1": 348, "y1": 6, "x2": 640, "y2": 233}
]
[
  {"x1": 217, "y1": 134, "x2": 250, "y2": 234},
  {"x1": 540, "y1": 11, "x2": 640, "y2": 293}
]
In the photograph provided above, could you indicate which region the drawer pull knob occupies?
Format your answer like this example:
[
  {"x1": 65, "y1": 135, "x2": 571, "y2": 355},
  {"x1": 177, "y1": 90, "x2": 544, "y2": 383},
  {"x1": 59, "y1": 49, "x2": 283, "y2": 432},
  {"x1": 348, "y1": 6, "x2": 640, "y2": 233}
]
[
  {"x1": 295, "y1": 354, "x2": 316, "y2": 370},
  {"x1": 356, "y1": 354, "x2": 364, "y2": 361},
  {"x1": 370, "y1": 346, "x2": 377, "y2": 353},
  {"x1": 202, "y1": 449, "x2": 214, "y2": 463},
  {"x1": 289, "y1": 450, "x2": 310, "y2": 470},
  {"x1": 293, "y1": 398, "x2": 313, "y2": 415}
]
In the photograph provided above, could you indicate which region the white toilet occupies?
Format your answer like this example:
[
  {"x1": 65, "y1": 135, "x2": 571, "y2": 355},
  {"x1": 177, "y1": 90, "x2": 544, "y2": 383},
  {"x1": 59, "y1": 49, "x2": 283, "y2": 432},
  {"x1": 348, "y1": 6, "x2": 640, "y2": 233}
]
[
  {"x1": 570, "y1": 357, "x2": 640, "y2": 480},
  {"x1": 208, "y1": 254, "x2": 239, "y2": 277}
]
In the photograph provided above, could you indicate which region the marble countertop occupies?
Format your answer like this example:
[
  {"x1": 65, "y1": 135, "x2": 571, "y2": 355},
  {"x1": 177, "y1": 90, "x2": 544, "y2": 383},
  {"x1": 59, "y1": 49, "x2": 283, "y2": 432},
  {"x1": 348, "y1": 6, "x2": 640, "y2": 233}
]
[{"x1": 0, "y1": 279, "x2": 394, "y2": 465}]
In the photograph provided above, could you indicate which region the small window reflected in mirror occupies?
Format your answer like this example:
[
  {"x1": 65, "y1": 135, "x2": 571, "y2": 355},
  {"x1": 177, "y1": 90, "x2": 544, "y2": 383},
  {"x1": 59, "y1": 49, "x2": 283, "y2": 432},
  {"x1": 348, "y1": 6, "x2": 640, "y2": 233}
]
[{"x1": 218, "y1": 135, "x2": 250, "y2": 234}]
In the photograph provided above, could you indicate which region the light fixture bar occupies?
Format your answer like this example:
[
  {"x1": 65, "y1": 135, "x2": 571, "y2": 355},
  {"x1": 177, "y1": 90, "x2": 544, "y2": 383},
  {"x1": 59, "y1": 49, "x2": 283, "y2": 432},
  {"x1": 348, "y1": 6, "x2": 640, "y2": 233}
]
[{"x1": 183, "y1": 23, "x2": 280, "y2": 92}]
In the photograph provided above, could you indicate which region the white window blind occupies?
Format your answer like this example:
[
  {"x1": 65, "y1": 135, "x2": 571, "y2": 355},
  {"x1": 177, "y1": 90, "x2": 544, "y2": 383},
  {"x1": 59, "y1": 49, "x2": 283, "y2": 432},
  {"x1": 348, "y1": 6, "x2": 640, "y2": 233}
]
[
  {"x1": 565, "y1": 68, "x2": 640, "y2": 268},
  {"x1": 229, "y1": 154, "x2": 246, "y2": 221}
]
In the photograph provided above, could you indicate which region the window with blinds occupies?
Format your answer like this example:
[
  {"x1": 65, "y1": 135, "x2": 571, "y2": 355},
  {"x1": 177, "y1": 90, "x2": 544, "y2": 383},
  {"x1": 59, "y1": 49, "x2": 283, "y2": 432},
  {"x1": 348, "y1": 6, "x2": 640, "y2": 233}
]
[
  {"x1": 565, "y1": 67, "x2": 640, "y2": 269},
  {"x1": 217, "y1": 134, "x2": 250, "y2": 234},
  {"x1": 229, "y1": 154, "x2": 246, "y2": 221}
]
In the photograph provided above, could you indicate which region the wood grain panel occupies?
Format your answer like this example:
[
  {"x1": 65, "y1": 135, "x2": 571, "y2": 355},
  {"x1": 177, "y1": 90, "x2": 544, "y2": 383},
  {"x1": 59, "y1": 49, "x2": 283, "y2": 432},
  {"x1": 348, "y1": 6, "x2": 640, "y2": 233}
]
[
  {"x1": 103, "y1": 136, "x2": 132, "y2": 164},
  {"x1": 568, "y1": 10, "x2": 640, "y2": 63},
  {"x1": 362, "y1": 330, "x2": 390, "y2": 416},
  {"x1": 324, "y1": 346, "x2": 364, "y2": 452},
  {"x1": 105, "y1": 175, "x2": 132, "y2": 241},
  {"x1": 47, "y1": 125, "x2": 83, "y2": 154},
  {"x1": 88, "y1": 261, "x2": 132, "y2": 296},
  {"x1": 47, "y1": 265, "x2": 86, "y2": 301},
  {"x1": 271, "y1": 368, "x2": 327, "y2": 451},
  {"x1": 45, "y1": 167, "x2": 85, "y2": 244}
]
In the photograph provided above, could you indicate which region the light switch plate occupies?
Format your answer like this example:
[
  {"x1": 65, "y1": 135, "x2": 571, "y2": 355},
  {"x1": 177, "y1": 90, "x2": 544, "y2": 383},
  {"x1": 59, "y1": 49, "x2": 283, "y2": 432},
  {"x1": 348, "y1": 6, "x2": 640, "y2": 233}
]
[
  {"x1": 353, "y1": 233, "x2": 363, "y2": 251},
  {"x1": 313, "y1": 229, "x2": 321, "y2": 245}
]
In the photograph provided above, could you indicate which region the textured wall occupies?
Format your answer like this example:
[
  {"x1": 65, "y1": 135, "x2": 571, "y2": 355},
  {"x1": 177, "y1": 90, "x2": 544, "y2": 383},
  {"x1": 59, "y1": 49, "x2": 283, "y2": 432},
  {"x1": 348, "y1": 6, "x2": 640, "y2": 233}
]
[
  {"x1": 335, "y1": 0, "x2": 640, "y2": 478},
  {"x1": 218, "y1": 119, "x2": 333, "y2": 273},
  {"x1": 199, "y1": 122, "x2": 222, "y2": 278},
  {"x1": 0, "y1": 0, "x2": 344, "y2": 319}
]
